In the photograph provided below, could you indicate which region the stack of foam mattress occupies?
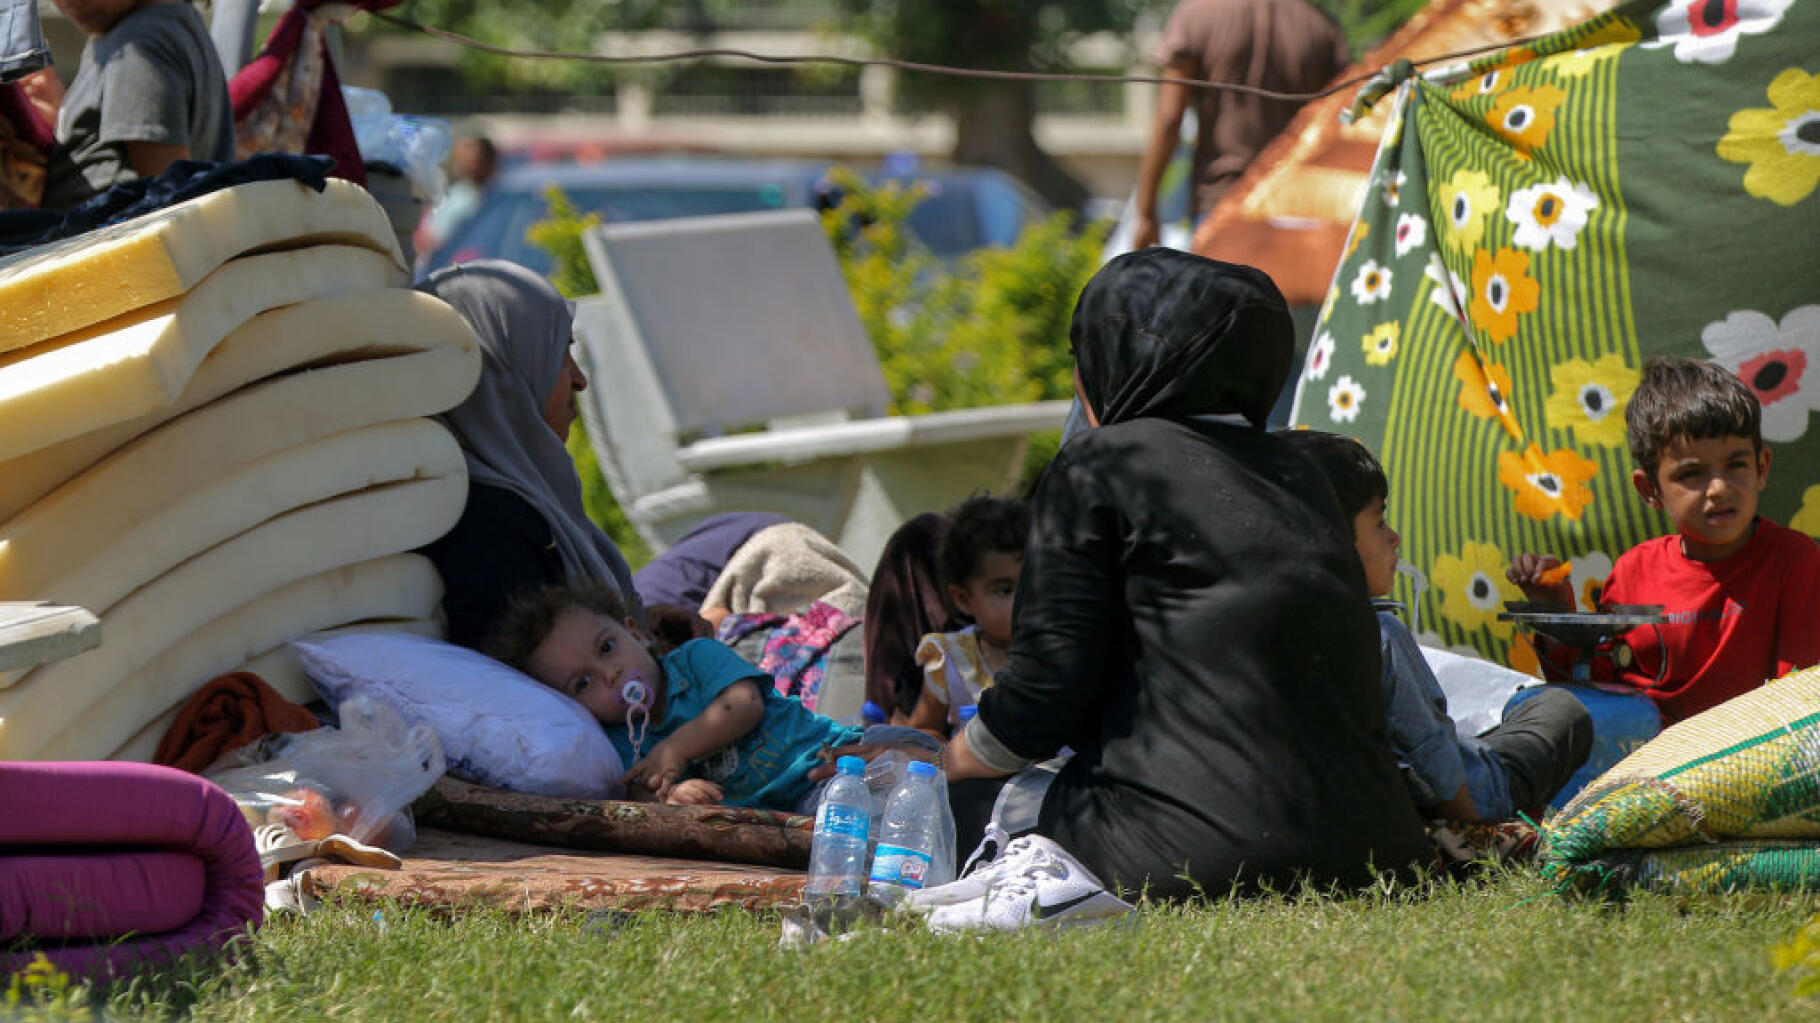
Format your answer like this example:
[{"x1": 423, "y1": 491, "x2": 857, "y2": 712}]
[{"x1": 0, "y1": 178, "x2": 482, "y2": 762}]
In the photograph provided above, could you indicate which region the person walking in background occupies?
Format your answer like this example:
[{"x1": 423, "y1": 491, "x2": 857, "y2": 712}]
[
  {"x1": 416, "y1": 133, "x2": 496, "y2": 262},
  {"x1": 1131, "y1": 0, "x2": 1348, "y2": 249}
]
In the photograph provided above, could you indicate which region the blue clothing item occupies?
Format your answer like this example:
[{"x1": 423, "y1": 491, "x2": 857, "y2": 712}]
[
  {"x1": 0, "y1": 0, "x2": 48, "y2": 82},
  {"x1": 606, "y1": 638, "x2": 862, "y2": 811},
  {"x1": 1378, "y1": 612, "x2": 1512, "y2": 820}
]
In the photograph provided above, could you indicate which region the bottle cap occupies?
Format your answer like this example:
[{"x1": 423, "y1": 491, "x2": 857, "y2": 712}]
[
  {"x1": 862, "y1": 700, "x2": 887, "y2": 724},
  {"x1": 836, "y1": 755, "x2": 866, "y2": 775},
  {"x1": 907, "y1": 760, "x2": 938, "y2": 779},
  {"x1": 957, "y1": 705, "x2": 978, "y2": 722}
]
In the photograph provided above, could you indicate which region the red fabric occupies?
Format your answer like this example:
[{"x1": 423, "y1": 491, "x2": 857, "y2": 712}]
[
  {"x1": 1, "y1": 81, "x2": 53, "y2": 150},
  {"x1": 0, "y1": 761, "x2": 263, "y2": 977},
  {"x1": 1601, "y1": 518, "x2": 1820, "y2": 722},
  {"x1": 0, "y1": 81, "x2": 53, "y2": 208},
  {"x1": 227, "y1": 0, "x2": 398, "y2": 185},
  {"x1": 153, "y1": 671, "x2": 322, "y2": 774}
]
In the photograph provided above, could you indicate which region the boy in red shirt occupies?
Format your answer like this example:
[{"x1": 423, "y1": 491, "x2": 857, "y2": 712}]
[{"x1": 1510, "y1": 357, "x2": 1820, "y2": 723}]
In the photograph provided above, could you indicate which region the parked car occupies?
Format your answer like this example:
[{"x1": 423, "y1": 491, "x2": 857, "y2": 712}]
[{"x1": 418, "y1": 156, "x2": 1050, "y2": 277}]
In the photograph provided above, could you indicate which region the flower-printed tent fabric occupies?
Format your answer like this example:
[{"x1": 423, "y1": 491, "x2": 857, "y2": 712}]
[{"x1": 1293, "y1": 0, "x2": 1820, "y2": 670}]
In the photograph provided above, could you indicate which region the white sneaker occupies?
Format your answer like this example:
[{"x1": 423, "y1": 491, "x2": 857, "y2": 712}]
[
  {"x1": 921, "y1": 836, "x2": 1136, "y2": 933},
  {"x1": 904, "y1": 830, "x2": 1053, "y2": 912}
]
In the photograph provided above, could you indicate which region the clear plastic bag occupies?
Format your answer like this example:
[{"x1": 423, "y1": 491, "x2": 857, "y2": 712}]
[
  {"x1": 342, "y1": 86, "x2": 452, "y2": 200},
  {"x1": 861, "y1": 750, "x2": 957, "y2": 889},
  {"x1": 205, "y1": 696, "x2": 444, "y2": 852}
]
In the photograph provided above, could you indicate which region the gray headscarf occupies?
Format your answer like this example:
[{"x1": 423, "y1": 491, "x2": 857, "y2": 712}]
[{"x1": 417, "y1": 260, "x2": 642, "y2": 619}]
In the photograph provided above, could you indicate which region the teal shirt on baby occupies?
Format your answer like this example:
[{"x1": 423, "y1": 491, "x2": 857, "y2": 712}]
[{"x1": 606, "y1": 638, "x2": 863, "y2": 811}]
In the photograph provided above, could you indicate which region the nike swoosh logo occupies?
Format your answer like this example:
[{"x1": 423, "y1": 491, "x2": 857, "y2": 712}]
[{"x1": 1032, "y1": 890, "x2": 1100, "y2": 919}]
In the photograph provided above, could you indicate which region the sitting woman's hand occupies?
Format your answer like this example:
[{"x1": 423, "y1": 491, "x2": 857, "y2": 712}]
[
  {"x1": 663, "y1": 778, "x2": 724, "y2": 806},
  {"x1": 804, "y1": 741, "x2": 940, "y2": 783}
]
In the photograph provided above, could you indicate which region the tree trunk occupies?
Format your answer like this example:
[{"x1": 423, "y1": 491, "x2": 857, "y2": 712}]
[{"x1": 949, "y1": 81, "x2": 1091, "y2": 214}]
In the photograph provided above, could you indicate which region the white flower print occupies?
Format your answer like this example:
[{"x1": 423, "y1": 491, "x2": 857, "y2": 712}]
[
  {"x1": 1393, "y1": 212, "x2": 1428, "y2": 258},
  {"x1": 1328, "y1": 375, "x2": 1366, "y2": 422},
  {"x1": 1506, "y1": 177, "x2": 1599, "y2": 251},
  {"x1": 1306, "y1": 330, "x2": 1336, "y2": 382},
  {"x1": 1350, "y1": 259, "x2": 1393, "y2": 304},
  {"x1": 1569, "y1": 552, "x2": 1616, "y2": 612},
  {"x1": 1382, "y1": 170, "x2": 1408, "y2": 207},
  {"x1": 1702, "y1": 305, "x2": 1820, "y2": 441},
  {"x1": 1645, "y1": 0, "x2": 1794, "y2": 65},
  {"x1": 1425, "y1": 253, "x2": 1469, "y2": 327}
]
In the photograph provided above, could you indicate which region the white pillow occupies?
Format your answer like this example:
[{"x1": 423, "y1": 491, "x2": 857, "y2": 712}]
[{"x1": 293, "y1": 632, "x2": 624, "y2": 799}]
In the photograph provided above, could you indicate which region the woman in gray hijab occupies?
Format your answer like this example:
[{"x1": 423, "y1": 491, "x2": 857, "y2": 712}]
[{"x1": 416, "y1": 260, "x2": 642, "y2": 649}]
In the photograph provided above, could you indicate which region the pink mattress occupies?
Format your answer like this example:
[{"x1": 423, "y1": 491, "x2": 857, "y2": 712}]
[{"x1": 0, "y1": 762, "x2": 263, "y2": 977}]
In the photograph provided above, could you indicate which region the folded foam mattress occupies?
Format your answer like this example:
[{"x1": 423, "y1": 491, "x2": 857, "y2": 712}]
[
  {"x1": 0, "y1": 393, "x2": 470, "y2": 608},
  {"x1": 0, "y1": 245, "x2": 407, "y2": 463},
  {"x1": 0, "y1": 286, "x2": 478, "y2": 514},
  {"x1": 0, "y1": 178, "x2": 404, "y2": 354},
  {"x1": 39, "y1": 555, "x2": 443, "y2": 762},
  {"x1": 0, "y1": 760, "x2": 262, "y2": 978},
  {"x1": 0, "y1": 473, "x2": 467, "y2": 757}
]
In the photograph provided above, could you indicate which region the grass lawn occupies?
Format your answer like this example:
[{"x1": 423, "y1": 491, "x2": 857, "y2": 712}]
[{"x1": 20, "y1": 867, "x2": 1820, "y2": 1022}]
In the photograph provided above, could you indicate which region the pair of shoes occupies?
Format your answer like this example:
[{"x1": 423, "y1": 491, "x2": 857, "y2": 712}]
[
  {"x1": 254, "y1": 823, "x2": 318, "y2": 883},
  {"x1": 906, "y1": 834, "x2": 1136, "y2": 933}
]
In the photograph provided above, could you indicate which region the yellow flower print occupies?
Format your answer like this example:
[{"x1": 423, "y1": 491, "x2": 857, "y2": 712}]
[
  {"x1": 1488, "y1": 84, "x2": 1568, "y2": 157},
  {"x1": 1543, "y1": 354, "x2": 1639, "y2": 447},
  {"x1": 1343, "y1": 220, "x2": 1371, "y2": 262},
  {"x1": 1792, "y1": 484, "x2": 1820, "y2": 539},
  {"x1": 1717, "y1": 69, "x2": 1820, "y2": 207},
  {"x1": 1452, "y1": 349, "x2": 1522, "y2": 441},
  {"x1": 1363, "y1": 322, "x2": 1400, "y2": 366},
  {"x1": 1468, "y1": 248, "x2": 1540, "y2": 344},
  {"x1": 1432, "y1": 540, "x2": 1523, "y2": 638},
  {"x1": 1498, "y1": 444, "x2": 1599, "y2": 521},
  {"x1": 1440, "y1": 169, "x2": 1500, "y2": 255}
]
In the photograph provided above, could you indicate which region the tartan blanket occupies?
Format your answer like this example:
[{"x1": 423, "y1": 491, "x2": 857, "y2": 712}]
[{"x1": 1541, "y1": 665, "x2": 1820, "y2": 893}]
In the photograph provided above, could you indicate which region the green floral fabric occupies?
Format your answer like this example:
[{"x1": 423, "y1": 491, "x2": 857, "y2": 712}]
[{"x1": 1294, "y1": 0, "x2": 1820, "y2": 668}]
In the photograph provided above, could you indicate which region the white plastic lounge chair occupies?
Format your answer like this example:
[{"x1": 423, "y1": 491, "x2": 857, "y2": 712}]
[{"x1": 573, "y1": 208, "x2": 1069, "y2": 570}]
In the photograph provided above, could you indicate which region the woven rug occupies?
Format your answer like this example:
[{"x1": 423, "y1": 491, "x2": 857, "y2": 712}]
[
  {"x1": 1541, "y1": 666, "x2": 1820, "y2": 894},
  {"x1": 299, "y1": 827, "x2": 806, "y2": 914}
]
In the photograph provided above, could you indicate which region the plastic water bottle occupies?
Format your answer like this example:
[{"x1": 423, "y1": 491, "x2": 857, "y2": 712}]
[
  {"x1": 804, "y1": 756, "x2": 872, "y2": 900},
  {"x1": 866, "y1": 760, "x2": 943, "y2": 907}
]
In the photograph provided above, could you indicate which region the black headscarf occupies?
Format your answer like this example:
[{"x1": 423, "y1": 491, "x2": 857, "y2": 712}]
[{"x1": 1070, "y1": 248, "x2": 1294, "y2": 428}]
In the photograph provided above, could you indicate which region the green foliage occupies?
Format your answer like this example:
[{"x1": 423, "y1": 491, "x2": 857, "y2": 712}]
[
  {"x1": 1312, "y1": 0, "x2": 1433, "y2": 56},
  {"x1": 817, "y1": 167, "x2": 1106, "y2": 415},
  {"x1": 1773, "y1": 910, "x2": 1820, "y2": 998},
  {"x1": 4, "y1": 956, "x2": 92, "y2": 1022},
  {"x1": 523, "y1": 186, "x2": 602, "y2": 300}
]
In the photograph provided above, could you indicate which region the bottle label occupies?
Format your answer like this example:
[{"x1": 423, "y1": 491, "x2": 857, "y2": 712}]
[
  {"x1": 817, "y1": 803, "x2": 869, "y2": 841},
  {"x1": 868, "y1": 843, "x2": 933, "y2": 889}
]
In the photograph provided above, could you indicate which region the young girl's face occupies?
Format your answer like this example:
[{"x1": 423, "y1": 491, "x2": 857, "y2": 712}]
[
  {"x1": 526, "y1": 608, "x2": 662, "y2": 725},
  {"x1": 951, "y1": 549, "x2": 1021, "y2": 650}
]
